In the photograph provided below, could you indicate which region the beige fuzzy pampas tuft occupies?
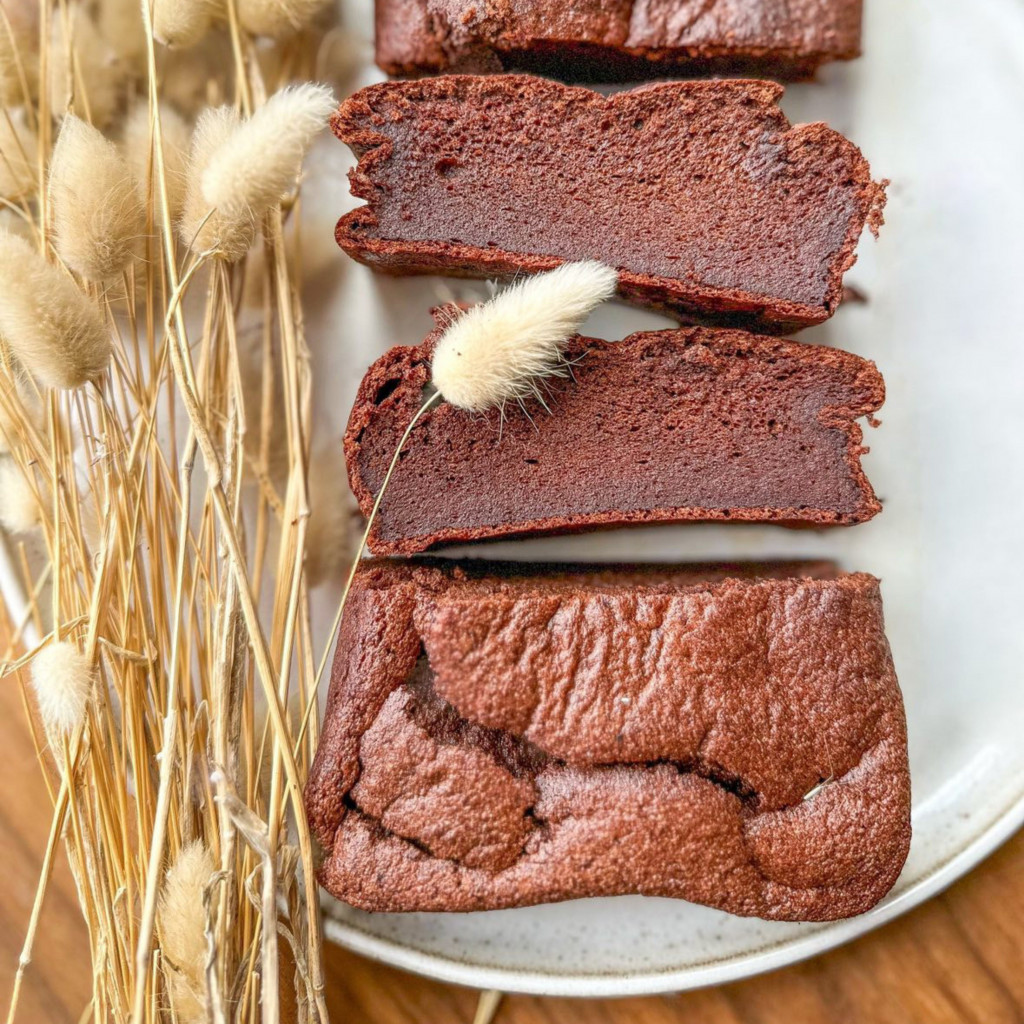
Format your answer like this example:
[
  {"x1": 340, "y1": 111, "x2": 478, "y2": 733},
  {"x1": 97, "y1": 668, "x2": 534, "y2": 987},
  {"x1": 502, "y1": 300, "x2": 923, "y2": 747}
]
[
  {"x1": 48, "y1": 6, "x2": 123, "y2": 128},
  {"x1": 29, "y1": 640, "x2": 94, "y2": 738},
  {"x1": 237, "y1": 0, "x2": 331, "y2": 39},
  {"x1": 50, "y1": 115, "x2": 147, "y2": 281},
  {"x1": 179, "y1": 104, "x2": 240, "y2": 253},
  {"x1": 0, "y1": 456, "x2": 39, "y2": 533},
  {"x1": 431, "y1": 261, "x2": 618, "y2": 413},
  {"x1": 0, "y1": 109, "x2": 37, "y2": 201},
  {"x1": 0, "y1": 232, "x2": 112, "y2": 388},
  {"x1": 123, "y1": 102, "x2": 192, "y2": 222},
  {"x1": 158, "y1": 842, "x2": 216, "y2": 1024},
  {"x1": 183, "y1": 83, "x2": 335, "y2": 261},
  {"x1": 153, "y1": 0, "x2": 223, "y2": 49}
]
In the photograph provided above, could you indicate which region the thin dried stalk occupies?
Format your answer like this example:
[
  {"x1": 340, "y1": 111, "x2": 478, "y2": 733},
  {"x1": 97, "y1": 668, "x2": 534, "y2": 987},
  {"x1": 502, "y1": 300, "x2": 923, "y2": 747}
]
[{"x1": 1, "y1": 1, "x2": 346, "y2": 1020}]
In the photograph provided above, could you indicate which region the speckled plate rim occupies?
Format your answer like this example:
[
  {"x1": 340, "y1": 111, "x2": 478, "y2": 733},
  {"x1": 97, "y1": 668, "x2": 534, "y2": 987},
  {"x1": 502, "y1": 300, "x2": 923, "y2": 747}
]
[{"x1": 321, "y1": 798, "x2": 1024, "y2": 997}]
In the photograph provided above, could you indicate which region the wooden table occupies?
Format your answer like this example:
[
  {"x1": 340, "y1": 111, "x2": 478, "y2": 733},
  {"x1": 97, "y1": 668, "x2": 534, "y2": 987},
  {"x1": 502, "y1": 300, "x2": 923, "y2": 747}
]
[{"x1": 2, "y1": 624, "x2": 1022, "y2": 1024}]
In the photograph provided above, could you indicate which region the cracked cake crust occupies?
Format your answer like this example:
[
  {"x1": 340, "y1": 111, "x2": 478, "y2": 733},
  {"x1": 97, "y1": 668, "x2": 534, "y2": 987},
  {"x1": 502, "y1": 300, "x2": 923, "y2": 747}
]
[
  {"x1": 375, "y1": 0, "x2": 863, "y2": 82},
  {"x1": 305, "y1": 560, "x2": 911, "y2": 919}
]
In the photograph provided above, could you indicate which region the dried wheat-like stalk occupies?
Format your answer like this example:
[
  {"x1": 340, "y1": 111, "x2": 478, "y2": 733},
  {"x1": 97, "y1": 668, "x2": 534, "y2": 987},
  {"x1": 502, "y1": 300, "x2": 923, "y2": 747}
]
[{"x1": 1, "y1": 4, "x2": 341, "y2": 1022}]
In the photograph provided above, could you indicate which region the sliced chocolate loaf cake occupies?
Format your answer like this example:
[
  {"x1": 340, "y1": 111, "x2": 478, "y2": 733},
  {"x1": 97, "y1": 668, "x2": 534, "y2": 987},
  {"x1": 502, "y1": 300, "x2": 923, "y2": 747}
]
[
  {"x1": 377, "y1": 0, "x2": 863, "y2": 82},
  {"x1": 345, "y1": 325, "x2": 885, "y2": 555},
  {"x1": 306, "y1": 560, "x2": 911, "y2": 918},
  {"x1": 334, "y1": 76, "x2": 886, "y2": 332}
]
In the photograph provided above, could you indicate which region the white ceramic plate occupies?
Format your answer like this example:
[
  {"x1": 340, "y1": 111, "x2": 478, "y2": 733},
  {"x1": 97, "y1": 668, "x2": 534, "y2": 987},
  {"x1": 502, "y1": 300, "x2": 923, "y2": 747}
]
[
  {"x1": 304, "y1": 0, "x2": 1024, "y2": 995},
  {"x1": 4, "y1": 0, "x2": 1023, "y2": 999}
]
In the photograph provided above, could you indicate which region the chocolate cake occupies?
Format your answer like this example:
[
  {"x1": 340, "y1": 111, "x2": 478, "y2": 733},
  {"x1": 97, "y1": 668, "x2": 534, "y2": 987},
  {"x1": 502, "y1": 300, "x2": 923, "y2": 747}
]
[
  {"x1": 345, "y1": 325, "x2": 885, "y2": 555},
  {"x1": 376, "y1": 0, "x2": 863, "y2": 82},
  {"x1": 306, "y1": 560, "x2": 911, "y2": 919},
  {"x1": 334, "y1": 76, "x2": 886, "y2": 332}
]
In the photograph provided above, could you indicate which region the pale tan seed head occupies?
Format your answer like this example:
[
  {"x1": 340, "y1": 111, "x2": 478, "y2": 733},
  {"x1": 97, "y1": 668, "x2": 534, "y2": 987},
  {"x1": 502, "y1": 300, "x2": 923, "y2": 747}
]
[
  {"x1": 431, "y1": 261, "x2": 619, "y2": 413},
  {"x1": 185, "y1": 83, "x2": 335, "y2": 261},
  {"x1": 0, "y1": 231, "x2": 112, "y2": 389},
  {"x1": 48, "y1": 5, "x2": 124, "y2": 128},
  {"x1": 123, "y1": 101, "x2": 192, "y2": 225},
  {"x1": 156, "y1": 32, "x2": 234, "y2": 115},
  {"x1": 152, "y1": 0, "x2": 224, "y2": 49},
  {"x1": 50, "y1": 114, "x2": 147, "y2": 281},
  {"x1": 236, "y1": 0, "x2": 331, "y2": 39},
  {"x1": 0, "y1": 455, "x2": 39, "y2": 533},
  {"x1": 158, "y1": 842, "x2": 216, "y2": 1024},
  {"x1": 97, "y1": 0, "x2": 147, "y2": 69},
  {"x1": 179, "y1": 104, "x2": 242, "y2": 255}
]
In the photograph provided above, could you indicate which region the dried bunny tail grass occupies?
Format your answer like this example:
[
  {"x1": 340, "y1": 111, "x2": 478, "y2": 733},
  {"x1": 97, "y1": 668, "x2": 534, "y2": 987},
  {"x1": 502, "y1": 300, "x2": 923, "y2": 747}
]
[
  {"x1": 0, "y1": 231, "x2": 112, "y2": 388},
  {"x1": 29, "y1": 640, "x2": 94, "y2": 738},
  {"x1": 123, "y1": 102, "x2": 192, "y2": 222},
  {"x1": 156, "y1": 33, "x2": 234, "y2": 114},
  {"x1": 48, "y1": 5, "x2": 124, "y2": 128},
  {"x1": 237, "y1": 0, "x2": 331, "y2": 39},
  {"x1": 179, "y1": 104, "x2": 242, "y2": 254},
  {"x1": 0, "y1": 0, "x2": 39, "y2": 105},
  {"x1": 158, "y1": 842, "x2": 216, "y2": 1024},
  {"x1": 431, "y1": 261, "x2": 619, "y2": 412},
  {"x1": 196, "y1": 82, "x2": 335, "y2": 260},
  {"x1": 97, "y1": 0, "x2": 147, "y2": 68},
  {"x1": 50, "y1": 114, "x2": 147, "y2": 281},
  {"x1": 0, "y1": 108, "x2": 37, "y2": 201},
  {"x1": 305, "y1": 446, "x2": 358, "y2": 587},
  {"x1": 0, "y1": 455, "x2": 39, "y2": 533},
  {"x1": 153, "y1": 0, "x2": 224, "y2": 49}
]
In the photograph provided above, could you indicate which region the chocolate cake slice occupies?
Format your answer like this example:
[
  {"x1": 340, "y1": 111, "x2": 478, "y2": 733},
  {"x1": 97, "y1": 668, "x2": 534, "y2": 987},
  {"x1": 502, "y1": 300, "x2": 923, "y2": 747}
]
[
  {"x1": 306, "y1": 560, "x2": 911, "y2": 919},
  {"x1": 345, "y1": 325, "x2": 884, "y2": 555},
  {"x1": 334, "y1": 76, "x2": 886, "y2": 332},
  {"x1": 377, "y1": 0, "x2": 863, "y2": 82}
]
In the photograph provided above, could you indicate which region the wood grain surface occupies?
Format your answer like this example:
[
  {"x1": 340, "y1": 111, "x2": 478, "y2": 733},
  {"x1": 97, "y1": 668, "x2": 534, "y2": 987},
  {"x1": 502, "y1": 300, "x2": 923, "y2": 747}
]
[{"x1": 2, "y1": 612, "x2": 1022, "y2": 1024}]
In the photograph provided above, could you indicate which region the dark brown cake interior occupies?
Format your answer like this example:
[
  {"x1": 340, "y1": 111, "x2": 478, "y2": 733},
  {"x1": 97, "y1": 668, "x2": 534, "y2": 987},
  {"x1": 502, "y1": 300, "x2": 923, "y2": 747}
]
[
  {"x1": 347, "y1": 328, "x2": 883, "y2": 554},
  {"x1": 337, "y1": 76, "x2": 885, "y2": 329}
]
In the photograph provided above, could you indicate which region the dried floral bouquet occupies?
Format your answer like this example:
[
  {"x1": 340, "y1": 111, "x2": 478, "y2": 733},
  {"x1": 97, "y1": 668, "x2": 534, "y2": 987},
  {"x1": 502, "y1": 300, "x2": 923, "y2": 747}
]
[{"x1": 0, "y1": 0, "x2": 358, "y2": 1020}]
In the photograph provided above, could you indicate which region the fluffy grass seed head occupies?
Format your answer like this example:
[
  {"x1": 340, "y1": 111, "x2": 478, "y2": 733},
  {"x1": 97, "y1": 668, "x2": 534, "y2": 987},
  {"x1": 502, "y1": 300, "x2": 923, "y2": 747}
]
[
  {"x1": 158, "y1": 842, "x2": 216, "y2": 1024},
  {"x1": 50, "y1": 114, "x2": 147, "y2": 281},
  {"x1": 97, "y1": 0, "x2": 147, "y2": 68},
  {"x1": 153, "y1": 0, "x2": 224, "y2": 49},
  {"x1": 156, "y1": 32, "x2": 234, "y2": 115},
  {"x1": 0, "y1": 0, "x2": 40, "y2": 105},
  {"x1": 237, "y1": 0, "x2": 331, "y2": 39},
  {"x1": 188, "y1": 83, "x2": 335, "y2": 260},
  {"x1": 0, "y1": 108, "x2": 37, "y2": 201},
  {"x1": 0, "y1": 456, "x2": 39, "y2": 533},
  {"x1": 179, "y1": 104, "x2": 240, "y2": 254},
  {"x1": 48, "y1": 6, "x2": 123, "y2": 128},
  {"x1": 29, "y1": 640, "x2": 94, "y2": 737},
  {"x1": 430, "y1": 261, "x2": 618, "y2": 413},
  {"x1": 123, "y1": 102, "x2": 192, "y2": 223},
  {"x1": 0, "y1": 231, "x2": 112, "y2": 389}
]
